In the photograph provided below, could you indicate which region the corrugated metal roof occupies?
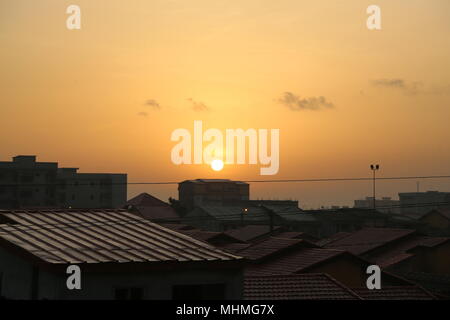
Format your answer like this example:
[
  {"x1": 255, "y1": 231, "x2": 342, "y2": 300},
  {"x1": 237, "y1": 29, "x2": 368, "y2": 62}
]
[{"x1": 0, "y1": 209, "x2": 242, "y2": 265}]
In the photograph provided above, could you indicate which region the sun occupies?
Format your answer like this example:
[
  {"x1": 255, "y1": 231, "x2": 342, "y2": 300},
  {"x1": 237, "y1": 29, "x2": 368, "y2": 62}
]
[{"x1": 211, "y1": 159, "x2": 224, "y2": 171}]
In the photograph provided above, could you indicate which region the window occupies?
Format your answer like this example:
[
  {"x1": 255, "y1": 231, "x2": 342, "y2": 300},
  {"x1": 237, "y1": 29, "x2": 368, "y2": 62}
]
[{"x1": 114, "y1": 287, "x2": 144, "y2": 300}]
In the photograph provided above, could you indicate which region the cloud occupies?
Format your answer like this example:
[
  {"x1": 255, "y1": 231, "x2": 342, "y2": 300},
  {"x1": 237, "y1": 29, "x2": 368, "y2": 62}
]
[
  {"x1": 278, "y1": 92, "x2": 334, "y2": 111},
  {"x1": 144, "y1": 99, "x2": 161, "y2": 109},
  {"x1": 137, "y1": 111, "x2": 148, "y2": 117},
  {"x1": 371, "y1": 79, "x2": 406, "y2": 88},
  {"x1": 370, "y1": 79, "x2": 432, "y2": 95},
  {"x1": 187, "y1": 98, "x2": 210, "y2": 112}
]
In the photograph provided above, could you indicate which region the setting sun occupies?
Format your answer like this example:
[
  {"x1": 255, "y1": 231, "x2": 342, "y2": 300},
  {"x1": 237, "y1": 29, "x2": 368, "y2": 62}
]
[{"x1": 211, "y1": 159, "x2": 224, "y2": 172}]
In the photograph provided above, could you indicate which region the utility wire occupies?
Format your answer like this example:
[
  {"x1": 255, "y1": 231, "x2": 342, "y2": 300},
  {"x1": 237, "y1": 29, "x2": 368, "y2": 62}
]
[{"x1": 1, "y1": 175, "x2": 450, "y2": 187}]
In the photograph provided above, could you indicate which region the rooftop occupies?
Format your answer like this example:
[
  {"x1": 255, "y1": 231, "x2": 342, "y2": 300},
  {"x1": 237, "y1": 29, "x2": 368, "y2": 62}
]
[
  {"x1": 323, "y1": 227, "x2": 416, "y2": 255},
  {"x1": 180, "y1": 179, "x2": 248, "y2": 185},
  {"x1": 352, "y1": 286, "x2": 437, "y2": 300},
  {"x1": 244, "y1": 247, "x2": 346, "y2": 276},
  {"x1": 244, "y1": 274, "x2": 362, "y2": 300},
  {"x1": 0, "y1": 209, "x2": 242, "y2": 265}
]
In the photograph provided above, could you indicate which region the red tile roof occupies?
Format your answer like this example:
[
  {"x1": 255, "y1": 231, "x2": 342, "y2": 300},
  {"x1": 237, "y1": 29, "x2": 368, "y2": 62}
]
[
  {"x1": 244, "y1": 274, "x2": 362, "y2": 300},
  {"x1": 245, "y1": 248, "x2": 346, "y2": 276},
  {"x1": 370, "y1": 235, "x2": 450, "y2": 267},
  {"x1": 274, "y1": 231, "x2": 318, "y2": 242},
  {"x1": 233, "y1": 237, "x2": 316, "y2": 261},
  {"x1": 224, "y1": 225, "x2": 284, "y2": 242},
  {"x1": 352, "y1": 286, "x2": 437, "y2": 300},
  {"x1": 0, "y1": 209, "x2": 242, "y2": 265},
  {"x1": 134, "y1": 206, "x2": 180, "y2": 221},
  {"x1": 127, "y1": 193, "x2": 180, "y2": 221},
  {"x1": 324, "y1": 228, "x2": 416, "y2": 255},
  {"x1": 127, "y1": 193, "x2": 169, "y2": 207},
  {"x1": 316, "y1": 232, "x2": 351, "y2": 246},
  {"x1": 177, "y1": 229, "x2": 244, "y2": 245}
]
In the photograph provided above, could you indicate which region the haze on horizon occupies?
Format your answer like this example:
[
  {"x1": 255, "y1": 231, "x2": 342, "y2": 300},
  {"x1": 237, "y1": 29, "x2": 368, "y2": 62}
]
[{"x1": 1, "y1": 0, "x2": 450, "y2": 208}]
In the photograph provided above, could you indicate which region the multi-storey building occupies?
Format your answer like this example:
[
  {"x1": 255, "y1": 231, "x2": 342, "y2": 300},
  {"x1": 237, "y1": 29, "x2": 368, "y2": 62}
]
[
  {"x1": 178, "y1": 179, "x2": 249, "y2": 210},
  {"x1": 0, "y1": 155, "x2": 126, "y2": 209},
  {"x1": 399, "y1": 191, "x2": 450, "y2": 214}
]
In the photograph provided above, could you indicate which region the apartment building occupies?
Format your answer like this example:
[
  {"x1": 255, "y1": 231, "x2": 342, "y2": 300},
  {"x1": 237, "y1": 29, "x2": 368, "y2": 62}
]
[{"x1": 0, "y1": 155, "x2": 126, "y2": 209}]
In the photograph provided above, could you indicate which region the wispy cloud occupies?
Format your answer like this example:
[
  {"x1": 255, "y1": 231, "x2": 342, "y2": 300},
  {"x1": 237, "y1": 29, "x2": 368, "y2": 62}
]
[
  {"x1": 187, "y1": 98, "x2": 210, "y2": 112},
  {"x1": 278, "y1": 92, "x2": 334, "y2": 111},
  {"x1": 371, "y1": 79, "x2": 406, "y2": 88},
  {"x1": 144, "y1": 99, "x2": 161, "y2": 109},
  {"x1": 370, "y1": 79, "x2": 450, "y2": 96}
]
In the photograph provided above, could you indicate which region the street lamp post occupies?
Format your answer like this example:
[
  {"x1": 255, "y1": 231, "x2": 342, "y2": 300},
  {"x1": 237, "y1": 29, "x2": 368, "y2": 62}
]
[{"x1": 370, "y1": 164, "x2": 380, "y2": 210}]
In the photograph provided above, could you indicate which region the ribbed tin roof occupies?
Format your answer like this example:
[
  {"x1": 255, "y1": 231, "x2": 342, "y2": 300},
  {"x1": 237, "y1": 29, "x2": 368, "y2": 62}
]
[{"x1": 0, "y1": 209, "x2": 242, "y2": 265}]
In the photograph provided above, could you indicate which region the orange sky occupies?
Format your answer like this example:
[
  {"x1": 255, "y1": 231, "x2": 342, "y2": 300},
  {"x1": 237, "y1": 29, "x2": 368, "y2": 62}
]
[{"x1": 1, "y1": 0, "x2": 449, "y2": 208}]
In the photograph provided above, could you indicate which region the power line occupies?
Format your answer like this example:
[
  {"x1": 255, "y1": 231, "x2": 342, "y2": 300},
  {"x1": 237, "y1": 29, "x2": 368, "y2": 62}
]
[{"x1": 1, "y1": 175, "x2": 450, "y2": 187}]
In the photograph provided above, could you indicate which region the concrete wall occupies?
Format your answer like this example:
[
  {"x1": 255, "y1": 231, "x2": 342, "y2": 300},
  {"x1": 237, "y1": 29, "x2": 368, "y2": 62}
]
[{"x1": 0, "y1": 247, "x2": 243, "y2": 300}]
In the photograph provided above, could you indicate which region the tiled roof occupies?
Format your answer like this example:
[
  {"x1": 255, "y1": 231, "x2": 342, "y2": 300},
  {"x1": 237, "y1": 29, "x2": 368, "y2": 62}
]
[
  {"x1": 244, "y1": 248, "x2": 346, "y2": 276},
  {"x1": 244, "y1": 274, "x2": 362, "y2": 300},
  {"x1": 134, "y1": 206, "x2": 180, "y2": 221},
  {"x1": 400, "y1": 271, "x2": 450, "y2": 294},
  {"x1": 324, "y1": 228, "x2": 416, "y2": 255},
  {"x1": 233, "y1": 237, "x2": 315, "y2": 261},
  {"x1": 352, "y1": 286, "x2": 437, "y2": 300},
  {"x1": 0, "y1": 209, "x2": 242, "y2": 265},
  {"x1": 316, "y1": 232, "x2": 351, "y2": 246},
  {"x1": 275, "y1": 231, "x2": 318, "y2": 242},
  {"x1": 127, "y1": 193, "x2": 169, "y2": 207},
  {"x1": 177, "y1": 229, "x2": 244, "y2": 245},
  {"x1": 373, "y1": 236, "x2": 450, "y2": 267},
  {"x1": 224, "y1": 225, "x2": 284, "y2": 242},
  {"x1": 126, "y1": 193, "x2": 180, "y2": 221}
]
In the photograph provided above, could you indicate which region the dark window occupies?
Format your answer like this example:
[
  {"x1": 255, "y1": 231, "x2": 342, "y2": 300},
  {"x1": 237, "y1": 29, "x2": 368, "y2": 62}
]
[
  {"x1": 90, "y1": 195, "x2": 94, "y2": 200},
  {"x1": 172, "y1": 284, "x2": 225, "y2": 300},
  {"x1": 114, "y1": 287, "x2": 143, "y2": 300}
]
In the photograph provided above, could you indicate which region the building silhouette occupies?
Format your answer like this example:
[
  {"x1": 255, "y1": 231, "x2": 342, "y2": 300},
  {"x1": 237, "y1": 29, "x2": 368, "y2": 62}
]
[{"x1": 0, "y1": 155, "x2": 126, "y2": 209}]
